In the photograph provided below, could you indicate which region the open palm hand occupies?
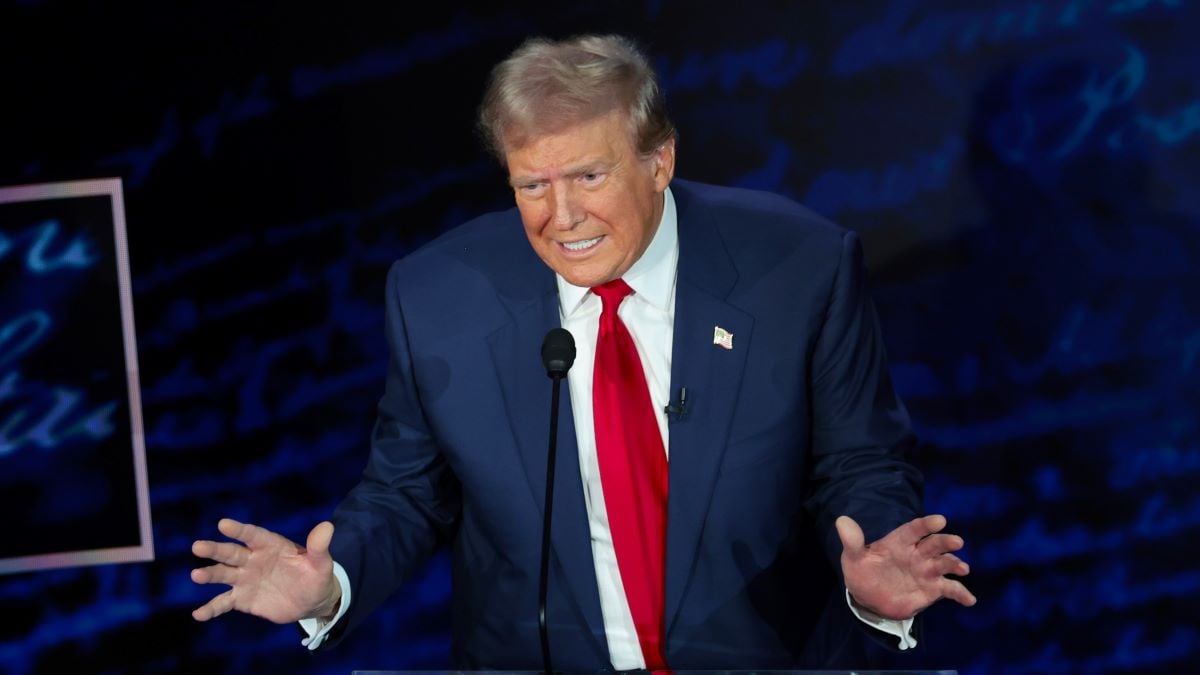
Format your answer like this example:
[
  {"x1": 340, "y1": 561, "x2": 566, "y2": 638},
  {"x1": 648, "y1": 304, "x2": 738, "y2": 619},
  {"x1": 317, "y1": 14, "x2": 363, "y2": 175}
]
[
  {"x1": 191, "y1": 519, "x2": 341, "y2": 624},
  {"x1": 837, "y1": 514, "x2": 976, "y2": 621}
]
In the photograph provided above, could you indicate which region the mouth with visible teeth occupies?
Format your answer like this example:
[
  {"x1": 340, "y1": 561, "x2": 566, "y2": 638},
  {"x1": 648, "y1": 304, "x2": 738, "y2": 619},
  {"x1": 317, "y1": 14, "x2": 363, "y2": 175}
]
[{"x1": 559, "y1": 235, "x2": 604, "y2": 254}]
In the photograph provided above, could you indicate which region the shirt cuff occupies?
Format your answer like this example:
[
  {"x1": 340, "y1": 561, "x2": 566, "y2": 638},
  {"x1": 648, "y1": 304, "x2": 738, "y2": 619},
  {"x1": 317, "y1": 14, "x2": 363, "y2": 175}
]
[
  {"x1": 298, "y1": 561, "x2": 351, "y2": 650},
  {"x1": 845, "y1": 589, "x2": 918, "y2": 650}
]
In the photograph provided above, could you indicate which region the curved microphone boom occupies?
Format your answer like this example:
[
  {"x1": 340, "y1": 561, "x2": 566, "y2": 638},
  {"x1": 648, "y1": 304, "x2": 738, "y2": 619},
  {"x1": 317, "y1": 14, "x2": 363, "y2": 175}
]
[{"x1": 538, "y1": 328, "x2": 575, "y2": 674}]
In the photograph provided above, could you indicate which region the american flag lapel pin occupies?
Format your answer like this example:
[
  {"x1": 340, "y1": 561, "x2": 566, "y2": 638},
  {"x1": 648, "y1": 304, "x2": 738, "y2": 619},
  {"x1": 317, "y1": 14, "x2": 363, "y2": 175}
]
[{"x1": 713, "y1": 325, "x2": 733, "y2": 350}]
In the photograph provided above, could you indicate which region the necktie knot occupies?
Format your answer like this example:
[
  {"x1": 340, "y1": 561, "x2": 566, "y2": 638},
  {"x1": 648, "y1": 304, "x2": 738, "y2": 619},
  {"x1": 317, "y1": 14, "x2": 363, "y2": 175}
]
[{"x1": 592, "y1": 278, "x2": 634, "y2": 313}]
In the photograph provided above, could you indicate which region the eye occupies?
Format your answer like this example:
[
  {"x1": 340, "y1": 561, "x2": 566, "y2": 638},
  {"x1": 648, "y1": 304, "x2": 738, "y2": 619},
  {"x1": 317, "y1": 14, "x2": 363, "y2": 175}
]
[
  {"x1": 579, "y1": 172, "x2": 605, "y2": 186},
  {"x1": 517, "y1": 182, "x2": 546, "y2": 198}
]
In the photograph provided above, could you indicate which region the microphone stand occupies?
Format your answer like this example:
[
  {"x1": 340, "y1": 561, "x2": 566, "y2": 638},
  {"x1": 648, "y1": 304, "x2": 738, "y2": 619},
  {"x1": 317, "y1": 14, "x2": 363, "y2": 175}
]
[
  {"x1": 538, "y1": 370, "x2": 564, "y2": 675},
  {"x1": 539, "y1": 327, "x2": 573, "y2": 675}
]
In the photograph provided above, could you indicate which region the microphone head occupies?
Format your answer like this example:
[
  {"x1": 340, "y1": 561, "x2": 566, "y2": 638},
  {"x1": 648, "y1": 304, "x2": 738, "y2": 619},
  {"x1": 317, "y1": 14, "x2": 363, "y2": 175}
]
[{"x1": 541, "y1": 328, "x2": 576, "y2": 378}]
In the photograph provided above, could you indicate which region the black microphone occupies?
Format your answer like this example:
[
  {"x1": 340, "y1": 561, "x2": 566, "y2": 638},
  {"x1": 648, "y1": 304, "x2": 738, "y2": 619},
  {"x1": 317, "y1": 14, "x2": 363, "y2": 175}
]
[
  {"x1": 538, "y1": 328, "x2": 575, "y2": 675},
  {"x1": 541, "y1": 328, "x2": 575, "y2": 378}
]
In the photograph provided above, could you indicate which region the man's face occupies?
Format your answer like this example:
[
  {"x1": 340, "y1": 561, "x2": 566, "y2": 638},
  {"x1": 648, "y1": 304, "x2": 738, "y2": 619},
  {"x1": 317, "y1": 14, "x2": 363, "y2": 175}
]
[{"x1": 505, "y1": 111, "x2": 675, "y2": 288}]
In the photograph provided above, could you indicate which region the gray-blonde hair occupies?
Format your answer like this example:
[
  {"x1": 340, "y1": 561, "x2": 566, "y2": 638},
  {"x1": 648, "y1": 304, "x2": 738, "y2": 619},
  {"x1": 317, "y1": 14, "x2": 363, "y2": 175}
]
[{"x1": 477, "y1": 34, "x2": 676, "y2": 161}]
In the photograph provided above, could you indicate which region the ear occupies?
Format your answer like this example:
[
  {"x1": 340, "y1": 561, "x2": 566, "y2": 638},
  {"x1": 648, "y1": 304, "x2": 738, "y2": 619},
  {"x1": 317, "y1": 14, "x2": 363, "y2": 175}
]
[{"x1": 652, "y1": 137, "x2": 677, "y2": 192}]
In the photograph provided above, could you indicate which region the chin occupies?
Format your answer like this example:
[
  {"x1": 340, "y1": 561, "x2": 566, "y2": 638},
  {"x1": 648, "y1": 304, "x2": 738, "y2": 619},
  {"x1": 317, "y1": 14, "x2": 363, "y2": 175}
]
[
  {"x1": 559, "y1": 273, "x2": 597, "y2": 288},
  {"x1": 558, "y1": 267, "x2": 613, "y2": 289},
  {"x1": 540, "y1": 246, "x2": 627, "y2": 287}
]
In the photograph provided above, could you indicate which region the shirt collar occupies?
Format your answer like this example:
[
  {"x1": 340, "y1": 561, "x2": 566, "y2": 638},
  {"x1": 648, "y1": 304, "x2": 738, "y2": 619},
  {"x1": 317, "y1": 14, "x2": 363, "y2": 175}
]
[{"x1": 557, "y1": 185, "x2": 679, "y2": 317}]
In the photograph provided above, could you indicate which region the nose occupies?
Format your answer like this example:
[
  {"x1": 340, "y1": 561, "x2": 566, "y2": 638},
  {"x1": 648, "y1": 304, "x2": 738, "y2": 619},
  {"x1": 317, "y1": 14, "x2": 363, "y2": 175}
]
[{"x1": 549, "y1": 184, "x2": 584, "y2": 229}]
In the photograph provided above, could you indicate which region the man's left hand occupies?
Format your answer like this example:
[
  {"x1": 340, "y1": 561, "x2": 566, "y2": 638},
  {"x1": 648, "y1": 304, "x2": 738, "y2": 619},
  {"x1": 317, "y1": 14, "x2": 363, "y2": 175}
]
[{"x1": 836, "y1": 514, "x2": 976, "y2": 621}]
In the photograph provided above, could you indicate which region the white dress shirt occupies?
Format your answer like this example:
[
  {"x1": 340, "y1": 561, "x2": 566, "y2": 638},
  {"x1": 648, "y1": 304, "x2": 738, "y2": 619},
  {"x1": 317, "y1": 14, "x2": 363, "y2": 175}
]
[
  {"x1": 302, "y1": 186, "x2": 916, "y2": 660},
  {"x1": 556, "y1": 187, "x2": 680, "y2": 670}
]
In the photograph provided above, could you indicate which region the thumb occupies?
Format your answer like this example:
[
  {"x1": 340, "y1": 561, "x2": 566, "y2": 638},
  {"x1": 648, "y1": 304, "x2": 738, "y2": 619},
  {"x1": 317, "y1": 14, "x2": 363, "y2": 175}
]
[
  {"x1": 835, "y1": 515, "x2": 865, "y2": 556},
  {"x1": 306, "y1": 521, "x2": 335, "y2": 557}
]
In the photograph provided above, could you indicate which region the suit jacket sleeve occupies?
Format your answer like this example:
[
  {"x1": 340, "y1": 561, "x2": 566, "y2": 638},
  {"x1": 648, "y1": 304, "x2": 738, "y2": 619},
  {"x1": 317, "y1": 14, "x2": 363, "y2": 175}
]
[
  {"x1": 320, "y1": 260, "x2": 462, "y2": 646},
  {"x1": 804, "y1": 229, "x2": 924, "y2": 582}
]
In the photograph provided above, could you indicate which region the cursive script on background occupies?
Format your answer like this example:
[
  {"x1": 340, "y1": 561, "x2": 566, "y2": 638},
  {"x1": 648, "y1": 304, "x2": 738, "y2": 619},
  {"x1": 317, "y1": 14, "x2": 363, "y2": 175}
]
[{"x1": 1, "y1": 221, "x2": 115, "y2": 457}]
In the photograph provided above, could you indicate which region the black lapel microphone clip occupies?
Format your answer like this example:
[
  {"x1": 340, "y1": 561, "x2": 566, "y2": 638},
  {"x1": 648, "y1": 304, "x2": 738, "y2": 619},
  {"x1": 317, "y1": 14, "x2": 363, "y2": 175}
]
[{"x1": 664, "y1": 386, "x2": 689, "y2": 420}]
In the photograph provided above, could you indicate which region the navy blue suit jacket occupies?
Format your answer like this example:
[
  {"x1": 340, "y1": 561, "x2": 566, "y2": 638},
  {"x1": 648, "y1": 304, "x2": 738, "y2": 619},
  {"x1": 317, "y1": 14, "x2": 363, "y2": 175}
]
[{"x1": 326, "y1": 179, "x2": 923, "y2": 669}]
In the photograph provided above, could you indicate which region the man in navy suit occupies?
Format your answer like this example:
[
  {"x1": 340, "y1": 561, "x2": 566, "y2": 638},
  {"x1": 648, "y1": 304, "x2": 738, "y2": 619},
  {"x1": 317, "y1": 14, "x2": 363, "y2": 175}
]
[{"x1": 191, "y1": 34, "x2": 975, "y2": 670}]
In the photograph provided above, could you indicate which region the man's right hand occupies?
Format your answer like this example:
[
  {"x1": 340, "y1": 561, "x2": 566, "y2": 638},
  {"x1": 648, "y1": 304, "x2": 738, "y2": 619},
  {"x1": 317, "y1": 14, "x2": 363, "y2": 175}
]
[{"x1": 191, "y1": 519, "x2": 341, "y2": 624}]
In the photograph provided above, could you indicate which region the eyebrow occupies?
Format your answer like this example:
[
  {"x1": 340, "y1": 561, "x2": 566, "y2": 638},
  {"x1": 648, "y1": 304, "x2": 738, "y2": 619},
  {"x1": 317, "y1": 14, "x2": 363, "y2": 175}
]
[{"x1": 508, "y1": 161, "x2": 614, "y2": 187}]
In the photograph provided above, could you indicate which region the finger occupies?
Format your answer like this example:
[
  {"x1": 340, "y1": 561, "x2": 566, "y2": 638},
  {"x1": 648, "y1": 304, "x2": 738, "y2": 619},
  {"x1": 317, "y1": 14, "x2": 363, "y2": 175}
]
[
  {"x1": 191, "y1": 540, "x2": 249, "y2": 566},
  {"x1": 217, "y1": 518, "x2": 247, "y2": 541},
  {"x1": 219, "y1": 518, "x2": 281, "y2": 550},
  {"x1": 916, "y1": 532, "x2": 964, "y2": 557},
  {"x1": 191, "y1": 564, "x2": 239, "y2": 586},
  {"x1": 306, "y1": 521, "x2": 335, "y2": 557},
  {"x1": 892, "y1": 514, "x2": 948, "y2": 547},
  {"x1": 939, "y1": 577, "x2": 977, "y2": 607},
  {"x1": 218, "y1": 518, "x2": 261, "y2": 546},
  {"x1": 931, "y1": 553, "x2": 970, "y2": 577},
  {"x1": 192, "y1": 588, "x2": 237, "y2": 622},
  {"x1": 916, "y1": 514, "x2": 948, "y2": 538},
  {"x1": 835, "y1": 516, "x2": 865, "y2": 556}
]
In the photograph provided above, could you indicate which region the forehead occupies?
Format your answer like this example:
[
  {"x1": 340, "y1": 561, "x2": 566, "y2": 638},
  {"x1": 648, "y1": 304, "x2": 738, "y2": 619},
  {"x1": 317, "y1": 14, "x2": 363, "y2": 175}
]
[{"x1": 504, "y1": 112, "x2": 637, "y2": 178}]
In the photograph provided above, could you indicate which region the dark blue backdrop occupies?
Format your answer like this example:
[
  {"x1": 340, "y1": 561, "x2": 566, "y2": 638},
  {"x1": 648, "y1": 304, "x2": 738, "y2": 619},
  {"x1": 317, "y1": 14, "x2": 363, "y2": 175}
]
[{"x1": 2, "y1": 1, "x2": 1198, "y2": 673}]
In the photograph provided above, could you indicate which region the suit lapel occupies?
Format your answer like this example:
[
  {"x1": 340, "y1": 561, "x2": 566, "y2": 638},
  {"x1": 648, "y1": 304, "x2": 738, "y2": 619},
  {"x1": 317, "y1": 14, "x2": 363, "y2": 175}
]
[
  {"x1": 663, "y1": 184, "x2": 754, "y2": 640},
  {"x1": 485, "y1": 272, "x2": 608, "y2": 654}
]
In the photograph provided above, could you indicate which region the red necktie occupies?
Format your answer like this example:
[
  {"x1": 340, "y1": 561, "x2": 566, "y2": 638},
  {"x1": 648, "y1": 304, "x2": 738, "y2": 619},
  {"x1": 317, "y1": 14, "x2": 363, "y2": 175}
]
[{"x1": 591, "y1": 279, "x2": 669, "y2": 670}]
